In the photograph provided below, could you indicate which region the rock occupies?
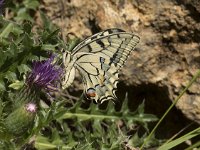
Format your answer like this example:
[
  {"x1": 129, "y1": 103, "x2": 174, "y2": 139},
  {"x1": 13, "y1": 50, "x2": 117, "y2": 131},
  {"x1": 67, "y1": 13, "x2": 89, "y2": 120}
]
[{"x1": 42, "y1": 0, "x2": 200, "y2": 123}]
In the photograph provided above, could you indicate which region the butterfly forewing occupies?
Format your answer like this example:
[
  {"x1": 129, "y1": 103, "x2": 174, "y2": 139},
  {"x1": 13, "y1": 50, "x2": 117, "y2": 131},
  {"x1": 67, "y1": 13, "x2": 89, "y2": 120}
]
[
  {"x1": 66, "y1": 28, "x2": 140, "y2": 103},
  {"x1": 71, "y1": 28, "x2": 126, "y2": 54}
]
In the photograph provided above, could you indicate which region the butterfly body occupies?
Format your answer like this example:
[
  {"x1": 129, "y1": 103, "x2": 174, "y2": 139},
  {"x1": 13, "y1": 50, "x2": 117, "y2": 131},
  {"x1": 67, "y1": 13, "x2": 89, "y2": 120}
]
[
  {"x1": 62, "y1": 28, "x2": 140, "y2": 103},
  {"x1": 62, "y1": 52, "x2": 76, "y2": 89}
]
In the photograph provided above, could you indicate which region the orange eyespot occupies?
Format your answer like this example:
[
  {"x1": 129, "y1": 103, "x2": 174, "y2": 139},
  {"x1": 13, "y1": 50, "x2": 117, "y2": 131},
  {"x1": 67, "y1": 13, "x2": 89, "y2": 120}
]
[{"x1": 86, "y1": 88, "x2": 96, "y2": 98}]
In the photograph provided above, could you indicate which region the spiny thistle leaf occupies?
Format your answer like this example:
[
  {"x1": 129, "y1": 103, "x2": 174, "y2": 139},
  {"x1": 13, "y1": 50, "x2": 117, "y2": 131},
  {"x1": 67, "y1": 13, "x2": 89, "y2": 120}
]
[
  {"x1": 57, "y1": 97, "x2": 158, "y2": 123},
  {"x1": 32, "y1": 96, "x2": 158, "y2": 149}
]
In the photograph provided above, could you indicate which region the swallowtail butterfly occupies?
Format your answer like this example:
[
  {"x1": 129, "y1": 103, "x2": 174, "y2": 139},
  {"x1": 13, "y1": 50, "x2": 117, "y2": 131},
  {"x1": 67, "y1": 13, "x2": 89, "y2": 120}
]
[{"x1": 62, "y1": 28, "x2": 140, "y2": 103}]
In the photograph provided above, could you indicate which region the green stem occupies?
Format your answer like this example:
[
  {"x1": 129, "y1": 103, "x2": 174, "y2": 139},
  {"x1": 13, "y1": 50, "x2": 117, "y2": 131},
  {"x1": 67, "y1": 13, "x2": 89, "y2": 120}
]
[
  {"x1": 59, "y1": 112, "x2": 120, "y2": 120},
  {"x1": 35, "y1": 142, "x2": 73, "y2": 149},
  {"x1": 140, "y1": 70, "x2": 200, "y2": 149}
]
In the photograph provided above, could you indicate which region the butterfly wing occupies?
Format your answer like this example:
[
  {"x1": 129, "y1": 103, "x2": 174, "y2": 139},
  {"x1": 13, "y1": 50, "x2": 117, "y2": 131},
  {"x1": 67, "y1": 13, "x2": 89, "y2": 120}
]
[{"x1": 71, "y1": 28, "x2": 140, "y2": 103}]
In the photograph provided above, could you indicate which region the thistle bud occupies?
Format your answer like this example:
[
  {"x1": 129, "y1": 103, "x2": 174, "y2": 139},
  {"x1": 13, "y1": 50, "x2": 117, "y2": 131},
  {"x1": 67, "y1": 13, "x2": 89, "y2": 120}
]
[{"x1": 4, "y1": 103, "x2": 37, "y2": 136}]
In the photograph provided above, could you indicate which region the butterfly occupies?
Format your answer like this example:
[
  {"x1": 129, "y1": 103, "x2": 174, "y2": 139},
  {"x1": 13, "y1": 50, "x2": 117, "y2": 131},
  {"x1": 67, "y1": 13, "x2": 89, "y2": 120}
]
[{"x1": 62, "y1": 28, "x2": 140, "y2": 103}]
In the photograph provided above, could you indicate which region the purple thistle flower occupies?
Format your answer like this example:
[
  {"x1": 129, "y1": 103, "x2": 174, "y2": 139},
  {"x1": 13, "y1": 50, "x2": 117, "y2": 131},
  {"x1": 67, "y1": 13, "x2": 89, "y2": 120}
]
[{"x1": 26, "y1": 55, "x2": 62, "y2": 91}]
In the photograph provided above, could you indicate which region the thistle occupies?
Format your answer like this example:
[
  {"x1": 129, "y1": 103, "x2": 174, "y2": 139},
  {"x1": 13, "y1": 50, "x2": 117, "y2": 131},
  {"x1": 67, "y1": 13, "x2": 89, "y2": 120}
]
[
  {"x1": 12, "y1": 55, "x2": 62, "y2": 107},
  {"x1": 4, "y1": 55, "x2": 62, "y2": 138}
]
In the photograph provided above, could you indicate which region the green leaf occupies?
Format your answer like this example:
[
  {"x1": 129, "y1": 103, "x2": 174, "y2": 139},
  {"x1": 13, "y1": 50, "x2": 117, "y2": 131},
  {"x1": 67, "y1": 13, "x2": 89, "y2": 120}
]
[
  {"x1": 158, "y1": 127, "x2": 200, "y2": 150},
  {"x1": 40, "y1": 11, "x2": 51, "y2": 29},
  {"x1": 15, "y1": 8, "x2": 33, "y2": 22},
  {"x1": 67, "y1": 37, "x2": 80, "y2": 52},
  {"x1": 138, "y1": 100, "x2": 145, "y2": 114},
  {"x1": 5, "y1": 71, "x2": 17, "y2": 82},
  {"x1": 8, "y1": 80, "x2": 24, "y2": 90},
  {"x1": 0, "y1": 19, "x2": 23, "y2": 38},
  {"x1": 39, "y1": 11, "x2": 57, "y2": 31},
  {"x1": 0, "y1": 99, "x2": 3, "y2": 117},
  {"x1": 22, "y1": 33, "x2": 34, "y2": 48},
  {"x1": 23, "y1": 22, "x2": 32, "y2": 34},
  {"x1": 8, "y1": 42, "x2": 18, "y2": 57},
  {"x1": 0, "y1": 80, "x2": 6, "y2": 92},
  {"x1": 26, "y1": 55, "x2": 39, "y2": 61},
  {"x1": 23, "y1": 0, "x2": 40, "y2": 10},
  {"x1": 51, "y1": 129, "x2": 62, "y2": 145},
  {"x1": 17, "y1": 64, "x2": 31, "y2": 75},
  {"x1": 128, "y1": 132, "x2": 143, "y2": 147},
  {"x1": 0, "y1": 23, "x2": 14, "y2": 38},
  {"x1": 35, "y1": 135, "x2": 73, "y2": 150},
  {"x1": 41, "y1": 44, "x2": 58, "y2": 51}
]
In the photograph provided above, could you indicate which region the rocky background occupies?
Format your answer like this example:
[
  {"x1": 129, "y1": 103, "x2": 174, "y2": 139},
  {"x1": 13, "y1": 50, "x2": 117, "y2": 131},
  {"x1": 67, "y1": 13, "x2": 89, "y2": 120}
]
[{"x1": 40, "y1": 0, "x2": 200, "y2": 135}]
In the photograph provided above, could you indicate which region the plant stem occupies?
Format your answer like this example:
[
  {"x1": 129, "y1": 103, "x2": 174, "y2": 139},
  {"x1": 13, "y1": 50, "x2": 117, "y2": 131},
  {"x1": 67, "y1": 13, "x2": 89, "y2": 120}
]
[{"x1": 140, "y1": 70, "x2": 200, "y2": 149}]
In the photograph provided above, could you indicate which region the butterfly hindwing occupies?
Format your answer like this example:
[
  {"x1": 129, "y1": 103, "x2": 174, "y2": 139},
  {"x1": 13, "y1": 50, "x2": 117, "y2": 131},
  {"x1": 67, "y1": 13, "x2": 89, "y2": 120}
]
[
  {"x1": 70, "y1": 28, "x2": 140, "y2": 103},
  {"x1": 74, "y1": 53, "x2": 119, "y2": 102}
]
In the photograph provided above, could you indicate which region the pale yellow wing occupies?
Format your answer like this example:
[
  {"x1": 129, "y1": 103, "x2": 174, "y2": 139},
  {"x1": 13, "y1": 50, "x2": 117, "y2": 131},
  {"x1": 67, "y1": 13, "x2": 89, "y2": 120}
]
[{"x1": 72, "y1": 28, "x2": 140, "y2": 103}]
